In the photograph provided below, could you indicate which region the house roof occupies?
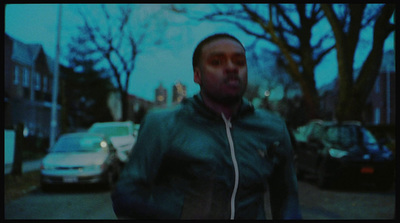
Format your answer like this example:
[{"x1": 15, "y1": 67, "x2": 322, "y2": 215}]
[
  {"x1": 5, "y1": 33, "x2": 70, "y2": 78},
  {"x1": 7, "y1": 33, "x2": 43, "y2": 67}
]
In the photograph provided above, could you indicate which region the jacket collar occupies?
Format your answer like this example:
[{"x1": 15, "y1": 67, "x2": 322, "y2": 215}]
[{"x1": 183, "y1": 93, "x2": 254, "y2": 121}]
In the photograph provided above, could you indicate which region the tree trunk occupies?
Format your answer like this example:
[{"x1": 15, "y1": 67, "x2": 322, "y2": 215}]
[
  {"x1": 11, "y1": 123, "x2": 24, "y2": 176},
  {"x1": 322, "y1": 4, "x2": 394, "y2": 122},
  {"x1": 120, "y1": 90, "x2": 128, "y2": 121},
  {"x1": 298, "y1": 79, "x2": 320, "y2": 120}
]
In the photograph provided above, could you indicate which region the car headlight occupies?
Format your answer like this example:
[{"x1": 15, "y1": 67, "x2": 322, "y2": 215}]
[
  {"x1": 329, "y1": 148, "x2": 348, "y2": 158},
  {"x1": 100, "y1": 140, "x2": 108, "y2": 148}
]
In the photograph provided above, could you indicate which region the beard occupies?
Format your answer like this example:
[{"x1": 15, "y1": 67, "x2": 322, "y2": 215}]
[{"x1": 200, "y1": 82, "x2": 247, "y2": 106}]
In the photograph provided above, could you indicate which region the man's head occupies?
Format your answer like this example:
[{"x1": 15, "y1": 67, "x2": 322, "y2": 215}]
[{"x1": 192, "y1": 33, "x2": 248, "y2": 105}]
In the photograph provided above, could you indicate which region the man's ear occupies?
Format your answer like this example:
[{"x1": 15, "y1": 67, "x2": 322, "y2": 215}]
[{"x1": 194, "y1": 68, "x2": 201, "y2": 84}]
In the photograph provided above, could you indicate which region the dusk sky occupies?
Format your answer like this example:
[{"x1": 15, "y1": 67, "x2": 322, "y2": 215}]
[{"x1": 5, "y1": 4, "x2": 394, "y2": 103}]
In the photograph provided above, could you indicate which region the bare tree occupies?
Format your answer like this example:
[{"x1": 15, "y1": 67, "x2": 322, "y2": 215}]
[
  {"x1": 321, "y1": 4, "x2": 395, "y2": 121},
  {"x1": 177, "y1": 4, "x2": 394, "y2": 122},
  {"x1": 67, "y1": 4, "x2": 150, "y2": 121}
]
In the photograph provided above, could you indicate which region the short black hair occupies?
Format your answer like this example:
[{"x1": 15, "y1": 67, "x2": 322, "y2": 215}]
[{"x1": 192, "y1": 33, "x2": 245, "y2": 70}]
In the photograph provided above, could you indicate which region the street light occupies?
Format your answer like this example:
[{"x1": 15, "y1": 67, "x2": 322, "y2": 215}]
[
  {"x1": 264, "y1": 90, "x2": 271, "y2": 97},
  {"x1": 49, "y1": 4, "x2": 62, "y2": 148}
]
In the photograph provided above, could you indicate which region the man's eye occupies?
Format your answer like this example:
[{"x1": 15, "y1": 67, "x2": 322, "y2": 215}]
[
  {"x1": 210, "y1": 58, "x2": 224, "y2": 66},
  {"x1": 234, "y1": 59, "x2": 246, "y2": 66},
  {"x1": 233, "y1": 56, "x2": 246, "y2": 66}
]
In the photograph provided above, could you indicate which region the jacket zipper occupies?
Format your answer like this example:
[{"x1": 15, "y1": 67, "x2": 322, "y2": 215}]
[{"x1": 221, "y1": 113, "x2": 239, "y2": 220}]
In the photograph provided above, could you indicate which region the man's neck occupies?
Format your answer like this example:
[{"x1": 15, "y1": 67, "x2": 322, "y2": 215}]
[{"x1": 200, "y1": 92, "x2": 241, "y2": 120}]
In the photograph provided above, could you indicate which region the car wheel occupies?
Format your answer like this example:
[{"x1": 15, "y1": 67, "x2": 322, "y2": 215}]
[
  {"x1": 376, "y1": 179, "x2": 393, "y2": 191},
  {"x1": 316, "y1": 162, "x2": 330, "y2": 189},
  {"x1": 41, "y1": 182, "x2": 52, "y2": 192},
  {"x1": 293, "y1": 154, "x2": 304, "y2": 180},
  {"x1": 102, "y1": 170, "x2": 115, "y2": 190}
]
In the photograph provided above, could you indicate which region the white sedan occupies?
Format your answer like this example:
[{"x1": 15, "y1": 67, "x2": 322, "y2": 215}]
[{"x1": 40, "y1": 132, "x2": 120, "y2": 190}]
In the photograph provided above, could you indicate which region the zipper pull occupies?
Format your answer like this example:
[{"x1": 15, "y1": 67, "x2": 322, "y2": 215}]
[{"x1": 221, "y1": 113, "x2": 232, "y2": 128}]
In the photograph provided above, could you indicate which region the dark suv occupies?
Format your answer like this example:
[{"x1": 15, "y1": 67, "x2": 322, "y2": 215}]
[{"x1": 293, "y1": 120, "x2": 394, "y2": 189}]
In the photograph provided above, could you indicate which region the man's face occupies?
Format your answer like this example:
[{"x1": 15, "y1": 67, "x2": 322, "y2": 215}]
[{"x1": 194, "y1": 38, "x2": 248, "y2": 105}]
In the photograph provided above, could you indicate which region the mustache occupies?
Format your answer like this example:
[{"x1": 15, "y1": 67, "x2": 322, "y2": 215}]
[{"x1": 224, "y1": 72, "x2": 240, "y2": 82}]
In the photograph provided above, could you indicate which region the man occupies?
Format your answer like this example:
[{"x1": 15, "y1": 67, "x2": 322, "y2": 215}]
[{"x1": 111, "y1": 33, "x2": 302, "y2": 219}]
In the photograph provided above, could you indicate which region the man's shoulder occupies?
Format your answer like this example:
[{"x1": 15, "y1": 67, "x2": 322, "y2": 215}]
[
  {"x1": 146, "y1": 105, "x2": 182, "y2": 119},
  {"x1": 248, "y1": 108, "x2": 287, "y2": 130},
  {"x1": 254, "y1": 108, "x2": 284, "y2": 122}
]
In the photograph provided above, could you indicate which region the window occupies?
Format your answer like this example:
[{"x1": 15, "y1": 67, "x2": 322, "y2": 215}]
[
  {"x1": 22, "y1": 67, "x2": 30, "y2": 87},
  {"x1": 43, "y1": 76, "x2": 48, "y2": 92},
  {"x1": 35, "y1": 72, "x2": 41, "y2": 90},
  {"x1": 374, "y1": 108, "x2": 381, "y2": 125},
  {"x1": 375, "y1": 76, "x2": 380, "y2": 93},
  {"x1": 14, "y1": 66, "x2": 21, "y2": 85}
]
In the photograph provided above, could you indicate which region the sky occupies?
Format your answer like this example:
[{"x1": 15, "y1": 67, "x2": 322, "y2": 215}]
[{"x1": 5, "y1": 4, "x2": 395, "y2": 103}]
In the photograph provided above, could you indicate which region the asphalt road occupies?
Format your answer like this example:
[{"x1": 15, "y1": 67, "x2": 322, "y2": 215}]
[{"x1": 4, "y1": 179, "x2": 395, "y2": 219}]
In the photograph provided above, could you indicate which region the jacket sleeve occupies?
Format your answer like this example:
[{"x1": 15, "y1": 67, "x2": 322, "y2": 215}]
[
  {"x1": 111, "y1": 112, "x2": 174, "y2": 219},
  {"x1": 268, "y1": 122, "x2": 302, "y2": 219}
]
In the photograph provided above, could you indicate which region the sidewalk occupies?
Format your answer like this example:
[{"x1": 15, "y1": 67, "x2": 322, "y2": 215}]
[{"x1": 4, "y1": 158, "x2": 43, "y2": 175}]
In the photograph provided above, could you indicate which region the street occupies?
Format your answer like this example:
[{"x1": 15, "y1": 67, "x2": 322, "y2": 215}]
[
  {"x1": 4, "y1": 185, "x2": 117, "y2": 219},
  {"x1": 4, "y1": 179, "x2": 395, "y2": 219},
  {"x1": 298, "y1": 177, "x2": 395, "y2": 219}
]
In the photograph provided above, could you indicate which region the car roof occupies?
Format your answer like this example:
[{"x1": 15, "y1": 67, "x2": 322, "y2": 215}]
[
  {"x1": 59, "y1": 132, "x2": 106, "y2": 138},
  {"x1": 90, "y1": 121, "x2": 133, "y2": 127},
  {"x1": 302, "y1": 120, "x2": 363, "y2": 128}
]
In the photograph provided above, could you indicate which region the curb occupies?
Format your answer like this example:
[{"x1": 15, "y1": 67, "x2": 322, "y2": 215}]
[{"x1": 4, "y1": 158, "x2": 43, "y2": 175}]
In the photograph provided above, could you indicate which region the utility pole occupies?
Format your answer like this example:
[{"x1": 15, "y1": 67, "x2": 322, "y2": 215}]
[{"x1": 50, "y1": 4, "x2": 62, "y2": 148}]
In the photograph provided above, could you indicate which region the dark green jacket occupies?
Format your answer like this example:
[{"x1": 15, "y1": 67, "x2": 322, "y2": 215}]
[{"x1": 111, "y1": 94, "x2": 301, "y2": 219}]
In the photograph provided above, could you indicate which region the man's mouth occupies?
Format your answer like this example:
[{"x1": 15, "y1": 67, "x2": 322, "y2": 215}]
[
  {"x1": 227, "y1": 79, "x2": 239, "y2": 85},
  {"x1": 225, "y1": 79, "x2": 241, "y2": 88}
]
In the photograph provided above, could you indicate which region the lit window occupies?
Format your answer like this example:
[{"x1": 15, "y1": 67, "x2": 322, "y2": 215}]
[{"x1": 374, "y1": 108, "x2": 380, "y2": 125}]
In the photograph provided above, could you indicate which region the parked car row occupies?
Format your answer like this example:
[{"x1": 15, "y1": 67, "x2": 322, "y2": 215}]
[
  {"x1": 292, "y1": 120, "x2": 395, "y2": 190},
  {"x1": 40, "y1": 121, "x2": 138, "y2": 191},
  {"x1": 88, "y1": 121, "x2": 137, "y2": 164}
]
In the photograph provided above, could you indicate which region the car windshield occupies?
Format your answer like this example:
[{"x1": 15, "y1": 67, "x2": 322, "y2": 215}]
[
  {"x1": 323, "y1": 125, "x2": 379, "y2": 151},
  {"x1": 90, "y1": 126, "x2": 130, "y2": 137},
  {"x1": 324, "y1": 126, "x2": 359, "y2": 148},
  {"x1": 51, "y1": 135, "x2": 105, "y2": 153}
]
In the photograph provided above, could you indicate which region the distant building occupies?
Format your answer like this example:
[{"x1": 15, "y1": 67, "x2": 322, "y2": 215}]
[
  {"x1": 127, "y1": 94, "x2": 154, "y2": 124},
  {"x1": 155, "y1": 83, "x2": 167, "y2": 107},
  {"x1": 365, "y1": 50, "x2": 395, "y2": 125},
  {"x1": 172, "y1": 81, "x2": 187, "y2": 104}
]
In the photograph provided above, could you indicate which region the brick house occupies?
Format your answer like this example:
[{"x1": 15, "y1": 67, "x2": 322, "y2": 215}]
[{"x1": 4, "y1": 33, "x2": 60, "y2": 138}]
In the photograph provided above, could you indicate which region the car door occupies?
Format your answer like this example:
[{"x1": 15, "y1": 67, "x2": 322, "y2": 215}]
[
  {"x1": 295, "y1": 124, "x2": 314, "y2": 172},
  {"x1": 302, "y1": 123, "x2": 324, "y2": 172}
]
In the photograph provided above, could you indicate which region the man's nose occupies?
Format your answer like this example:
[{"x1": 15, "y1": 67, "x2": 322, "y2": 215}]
[{"x1": 225, "y1": 59, "x2": 238, "y2": 72}]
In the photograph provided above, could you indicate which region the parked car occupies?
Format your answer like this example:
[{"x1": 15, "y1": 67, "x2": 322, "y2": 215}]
[
  {"x1": 88, "y1": 121, "x2": 136, "y2": 164},
  {"x1": 40, "y1": 133, "x2": 120, "y2": 190},
  {"x1": 293, "y1": 120, "x2": 395, "y2": 189}
]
